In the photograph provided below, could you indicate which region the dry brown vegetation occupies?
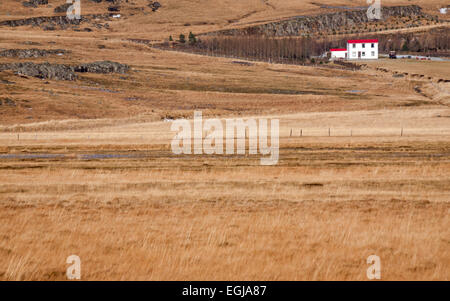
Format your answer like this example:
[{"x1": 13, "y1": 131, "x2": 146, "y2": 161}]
[
  {"x1": 0, "y1": 110, "x2": 449, "y2": 281},
  {"x1": 0, "y1": 0, "x2": 449, "y2": 281}
]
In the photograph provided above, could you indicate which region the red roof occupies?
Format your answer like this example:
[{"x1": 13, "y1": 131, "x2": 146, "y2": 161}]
[
  {"x1": 348, "y1": 39, "x2": 378, "y2": 43},
  {"x1": 330, "y1": 48, "x2": 347, "y2": 52}
]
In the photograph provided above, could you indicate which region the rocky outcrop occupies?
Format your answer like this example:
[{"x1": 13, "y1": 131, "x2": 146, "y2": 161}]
[
  {"x1": 148, "y1": 1, "x2": 162, "y2": 12},
  {"x1": 0, "y1": 16, "x2": 84, "y2": 28},
  {"x1": 22, "y1": 0, "x2": 48, "y2": 8},
  {"x1": 108, "y1": 6, "x2": 121, "y2": 12},
  {"x1": 74, "y1": 61, "x2": 130, "y2": 74},
  {"x1": 206, "y1": 5, "x2": 426, "y2": 37},
  {"x1": 54, "y1": 3, "x2": 72, "y2": 13},
  {"x1": 0, "y1": 62, "x2": 76, "y2": 80},
  {"x1": 232, "y1": 61, "x2": 254, "y2": 66},
  {"x1": 0, "y1": 49, "x2": 67, "y2": 58},
  {"x1": 0, "y1": 61, "x2": 130, "y2": 80},
  {"x1": 0, "y1": 14, "x2": 110, "y2": 30},
  {"x1": 0, "y1": 98, "x2": 16, "y2": 107}
]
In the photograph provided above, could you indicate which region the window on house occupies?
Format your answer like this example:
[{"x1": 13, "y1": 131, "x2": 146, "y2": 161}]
[
  {"x1": 371, "y1": 43, "x2": 375, "y2": 48},
  {"x1": 362, "y1": 44, "x2": 365, "y2": 48},
  {"x1": 352, "y1": 52, "x2": 356, "y2": 57},
  {"x1": 371, "y1": 51, "x2": 375, "y2": 56},
  {"x1": 352, "y1": 44, "x2": 356, "y2": 48}
]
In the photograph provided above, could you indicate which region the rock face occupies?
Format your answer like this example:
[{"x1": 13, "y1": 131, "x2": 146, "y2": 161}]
[
  {"x1": 22, "y1": 0, "x2": 48, "y2": 8},
  {"x1": 74, "y1": 61, "x2": 130, "y2": 74},
  {"x1": 0, "y1": 62, "x2": 77, "y2": 80},
  {"x1": 0, "y1": 16, "x2": 84, "y2": 28},
  {"x1": 54, "y1": 3, "x2": 72, "y2": 13},
  {"x1": 148, "y1": 1, "x2": 161, "y2": 12},
  {"x1": 0, "y1": 61, "x2": 130, "y2": 80},
  {"x1": 0, "y1": 14, "x2": 110, "y2": 30},
  {"x1": 207, "y1": 5, "x2": 426, "y2": 37},
  {"x1": 0, "y1": 98, "x2": 17, "y2": 107},
  {"x1": 0, "y1": 49, "x2": 67, "y2": 58},
  {"x1": 108, "y1": 6, "x2": 121, "y2": 12}
]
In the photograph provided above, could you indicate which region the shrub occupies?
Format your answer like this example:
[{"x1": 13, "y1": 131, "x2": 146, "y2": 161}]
[{"x1": 188, "y1": 32, "x2": 197, "y2": 44}]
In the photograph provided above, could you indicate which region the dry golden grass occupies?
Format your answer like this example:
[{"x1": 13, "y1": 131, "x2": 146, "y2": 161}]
[
  {"x1": 0, "y1": 111, "x2": 449, "y2": 280},
  {"x1": 1, "y1": 40, "x2": 446, "y2": 125},
  {"x1": 1, "y1": 198, "x2": 448, "y2": 280},
  {"x1": 363, "y1": 58, "x2": 450, "y2": 80}
]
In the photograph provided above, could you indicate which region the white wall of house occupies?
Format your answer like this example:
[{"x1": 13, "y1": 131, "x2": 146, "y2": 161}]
[
  {"x1": 347, "y1": 40, "x2": 378, "y2": 60},
  {"x1": 330, "y1": 50, "x2": 347, "y2": 59}
]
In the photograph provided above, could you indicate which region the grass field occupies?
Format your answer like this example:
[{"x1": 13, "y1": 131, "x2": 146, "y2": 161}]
[
  {"x1": 0, "y1": 0, "x2": 449, "y2": 281},
  {"x1": 1, "y1": 109, "x2": 449, "y2": 280}
]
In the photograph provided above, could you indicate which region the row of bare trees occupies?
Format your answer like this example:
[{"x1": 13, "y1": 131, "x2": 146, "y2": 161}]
[
  {"x1": 180, "y1": 36, "x2": 335, "y2": 63},
  {"x1": 166, "y1": 28, "x2": 450, "y2": 62},
  {"x1": 375, "y1": 29, "x2": 450, "y2": 54}
]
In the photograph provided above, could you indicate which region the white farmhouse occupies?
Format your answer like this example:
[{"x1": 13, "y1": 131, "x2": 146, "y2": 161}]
[
  {"x1": 347, "y1": 39, "x2": 378, "y2": 60},
  {"x1": 330, "y1": 39, "x2": 379, "y2": 60}
]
